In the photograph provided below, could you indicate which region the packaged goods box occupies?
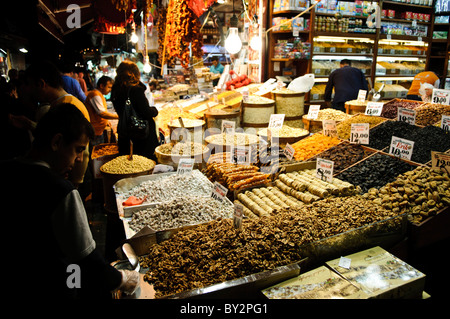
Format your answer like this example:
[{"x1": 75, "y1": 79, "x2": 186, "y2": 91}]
[
  {"x1": 326, "y1": 246, "x2": 426, "y2": 299},
  {"x1": 262, "y1": 265, "x2": 369, "y2": 299}
]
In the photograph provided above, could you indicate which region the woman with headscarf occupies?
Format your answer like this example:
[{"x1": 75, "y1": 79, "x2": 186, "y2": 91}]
[{"x1": 111, "y1": 60, "x2": 159, "y2": 161}]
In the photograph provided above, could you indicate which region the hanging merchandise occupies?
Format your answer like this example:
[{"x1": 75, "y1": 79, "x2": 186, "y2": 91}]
[
  {"x1": 157, "y1": 0, "x2": 204, "y2": 70},
  {"x1": 188, "y1": 0, "x2": 217, "y2": 17},
  {"x1": 93, "y1": 0, "x2": 136, "y2": 34}
]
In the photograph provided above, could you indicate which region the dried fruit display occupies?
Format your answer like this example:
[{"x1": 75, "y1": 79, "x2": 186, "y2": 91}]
[
  {"x1": 291, "y1": 133, "x2": 342, "y2": 161},
  {"x1": 363, "y1": 166, "x2": 450, "y2": 224},
  {"x1": 158, "y1": 0, "x2": 204, "y2": 69},
  {"x1": 139, "y1": 196, "x2": 399, "y2": 298}
]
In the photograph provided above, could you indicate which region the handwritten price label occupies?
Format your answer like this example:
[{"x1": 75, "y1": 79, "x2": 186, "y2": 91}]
[
  {"x1": 211, "y1": 181, "x2": 228, "y2": 203},
  {"x1": 233, "y1": 202, "x2": 244, "y2": 230},
  {"x1": 316, "y1": 158, "x2": 334, "y2": 183},
  {"x1": 222, "y1": 120, "x2": 235, "y2": 134},
  {"x1": 389, "y1": 136, "x2": 415, "y2": 161},
  {"x1": 322, "y1": 120, "x2": 337, "y2": 137},
  {"x1": 177, "y1": 158, "x2": 194, "y2": 175},
  {"x1": 397, "y1": 107, "x2": 416, "y2": 125},
  {"x1": 269, "y1": 114, "x2": 285, "y2": 129},
  {"x1": 350, "y1": 123, "x2": 369, "y2": 144},
  {"x1": 441, "y1": 115, "x2": 450, "y2": 133},
  {"x1": 431, "y1": 151, "x2": 450, "y2": 173},
  {"x1": 365, "y1": 102, "x2": 384, "y2": 116},
  {"x1": 283, "y1": 143, "x2": 295, "y2": 160},
  {"x1": 357, "y1": 90, "x2": 367, "y2": 103},
  {"x1": 307, "y1": 105, "x2": 320, "y2": 120},
  {"x1": 432, "y1": 89, "x2": 450, "y2": 105}
]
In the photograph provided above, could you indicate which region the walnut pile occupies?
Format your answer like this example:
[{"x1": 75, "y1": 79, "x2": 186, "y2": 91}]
[{"x1": 139, "y1": 196, "x2": 399, "y2": 298}]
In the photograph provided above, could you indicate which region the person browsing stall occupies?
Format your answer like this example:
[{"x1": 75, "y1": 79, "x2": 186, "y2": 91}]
[{"x1": 406, "y1": 71, "x2": 440, "y2": 101}]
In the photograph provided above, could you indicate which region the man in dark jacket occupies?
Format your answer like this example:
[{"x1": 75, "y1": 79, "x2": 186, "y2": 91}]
[
  {"x1": 0, "y1": 104, "x2": 139, "y2": 299},
  {"x1": 324, "y1": 59, "x2": 369, "y2": 112}
]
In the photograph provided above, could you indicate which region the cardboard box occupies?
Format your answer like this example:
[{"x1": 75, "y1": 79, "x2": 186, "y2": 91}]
[
  {"x1": 326, "y1": 246, "x2": 426, "y2": 299},
  {"x1": 262, "y1": 266, "x2": 369, "y2": 299}
]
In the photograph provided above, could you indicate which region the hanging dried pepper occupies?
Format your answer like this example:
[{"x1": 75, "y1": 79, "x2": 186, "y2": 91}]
[{"x1": 157, "y1": 0, "x2": 204, "y2": 69}]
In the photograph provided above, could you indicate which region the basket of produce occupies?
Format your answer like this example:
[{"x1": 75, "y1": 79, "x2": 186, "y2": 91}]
[
  {"x1": 100, "y1": 155, "x2": 156, "y2": 213},
  {"x1": 154, "y1": 142, "x2": 209, "y2": 168},
  {"x1": 257, "y1": 125, "x2": 309, "y2": 148}
]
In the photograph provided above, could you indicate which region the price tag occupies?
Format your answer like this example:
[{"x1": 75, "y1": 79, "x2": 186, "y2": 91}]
[
  {"x1": 222, "y1": 120, "x2": 235, "y2": 134},
  {"x1": 316, "y1": 158, "x2": 334, "y2": 183},
  {"x1": 283, "y1": 143, "x2": 295, "y2": 161},
  {"x1": 365, "y1": 102, "x2": 384, "y2": 116},
  {"x1": 339, "y1": 256, "x2": 352, "y2": 269},
  {"x1": 389, "y1": 136, "x2": 415, "y2": 161},
  {"x1": 307, "y1": 105, "x2": 321, "y2": 120},
  {"x1": 177, "y1": 158, "x2": 194, "y2": 175},
  {"x1": 350, "y1": 123, "x2": 369, "y2": 144},
  {"x1": 432, "y1": 151, "x2": 450, "y2": 173},
  {"x1": 233, "y1": 202, "x2": 244, "y2": 230},
  {"x1": 322, "y1": 120, "x2": 337, "y2": 137},
  {"x1": 357, "y1": 90, "x2": 367, "y2": 102},
  {"x1": 397, "y1": 107, "x2": 416, "y2": 125},
  {"x1": 412, "y1": 19, "x2": 417, "y2": 27},
  {"x1": 432, "y1": 89, "x2": 450, "y2": 105},
  {"x1": 211, "y1": 181, "x2": 228, "y2": 203},
  {"x1": 441, "y1": 115, "x2": 450, "y2": 132},
  {"x1": 232, "y1": 145, "x2": 251, "y2": 165},
  {"x1": 269, "y1": 114, "x2": 285, "y2": 129}
]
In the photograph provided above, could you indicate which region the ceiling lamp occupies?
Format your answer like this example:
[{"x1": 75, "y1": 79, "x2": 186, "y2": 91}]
[
  {"x1": 130, "y1": 31, "x2": 138, "y2": 43},
  {"x1": 143, "y1": 56, "x2": 152, "y2": 73},
  {"x1": 224, "y1": 0, "x2": 242, "y2": 54}
]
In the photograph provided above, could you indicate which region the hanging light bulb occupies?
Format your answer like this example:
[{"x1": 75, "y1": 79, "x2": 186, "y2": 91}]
[
  {"x1": 130, "y1": 31, "x2": 139, "y2": 44},
  {"x1": 143, "y1": 57, "x2": 152, "y2": 73},
  {"x1": 225, "y1": 27, "x2": 242, "y2": 54},
  {"x1": 250, "y1": 35, "x2": 261, "y2": 51}
]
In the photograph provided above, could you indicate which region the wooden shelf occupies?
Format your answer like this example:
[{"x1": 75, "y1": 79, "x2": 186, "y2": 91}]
[
  {"x1": 381, "y1": 17, "x2": 431, "y2": 25},
  {"x1": 272, "y1": 30, "x2": 310, "y2": 34},
  {"x1": 314, "y1": 31, "x2": 377, "y2": 39},
  {"x1": 379, "y1": 34, "x2": 430, "y2": 41},
  {"x1": 272, "y1": 10, "x2": 309, "y2": 15},
  {"x1": 383, "y1": 0, "x2": 434, "y2": 9}
]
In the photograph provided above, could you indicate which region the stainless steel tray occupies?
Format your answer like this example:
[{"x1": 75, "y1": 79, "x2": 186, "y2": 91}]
[{"x1": 114, "y1": 169, "x2": 215, "y2": 218}]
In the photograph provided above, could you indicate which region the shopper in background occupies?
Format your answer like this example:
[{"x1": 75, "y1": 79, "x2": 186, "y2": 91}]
[
  {"x1": 60, "y1": 63, "x2": 87, "y2": 102},
  {"x1": 0, "y1": 104, "x2": 139, "y2": 299},
  {"x1": 210, "y1": 56, "x2": 224, "y2": 75},
  {"x1": 406, "y1": 71, "x2": 440, "y2": 101},
  {"x1": 23, "y1": 61, "x2": 91, "y2": 189},
  {"x1": 76, "y1": 69, "x2": 89, "y2": 95},
  {"x1": 111, "y1": 60, "x2": 159, "y2": 161},
  {"x1": 324, "y1": 59, "x2": 369, "y2": 112},
  {"x1": 85, "y1": 75, "x2": 119, "y2": 147}
]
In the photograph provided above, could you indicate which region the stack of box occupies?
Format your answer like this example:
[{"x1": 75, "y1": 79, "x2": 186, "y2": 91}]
[{"x1": 262, "y1": 246, "x2": 426, "y2": 299}]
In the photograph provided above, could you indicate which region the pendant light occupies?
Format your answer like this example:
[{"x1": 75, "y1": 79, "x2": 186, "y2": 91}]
[{"x1": 224, "y1": 0, "x2": 242, "y2": 54}]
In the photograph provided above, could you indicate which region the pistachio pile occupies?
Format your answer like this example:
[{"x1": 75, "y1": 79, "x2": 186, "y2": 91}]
[{"x1": 100, "y1": 155, "x2": 156, "y2": 174}]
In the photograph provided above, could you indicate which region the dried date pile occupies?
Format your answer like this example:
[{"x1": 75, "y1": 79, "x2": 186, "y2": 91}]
[
  {"x1": 140, "y1": 196, "x2": 397, "y2": 298},
  {"x1": 336, "y1": 153, "x2": 416, "y2": 194}
]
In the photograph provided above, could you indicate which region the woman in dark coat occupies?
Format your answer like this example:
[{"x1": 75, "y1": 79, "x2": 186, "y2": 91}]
[{"x1": 111, "y1": 60, "x2": 159, "y2": 161}]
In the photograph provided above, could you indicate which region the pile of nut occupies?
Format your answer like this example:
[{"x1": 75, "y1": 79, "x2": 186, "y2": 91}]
[
  {"x1": 117, "y1": 170, "x2": 213, "y2": 204},
  {"x1": 100, "y1": 155, "x2": 156, "y2": 174},
  {"x1": 91, "y1": 144, "x2": 118, "y2": 159},
  {"x1": 337, "y1": 114, "x2": 386, "y2": 140},
  {"x1": 363, "y1": 166, "x2": 450, "y2": 224},
  {"x1": 257, "y1": 125, "x2": 309, "y2": 138},
  {"x1": 139, "y1": 196, "x2": 399, "y2": 298},
  {"x1": 205, "y1": 132, "x2": 260, "y2": 146},
  {"x1": 128, "y1": 196, "x2": 233, "y2": 232},
  {"x1": 157, "y1": 142, "x2": 207, "y2": 156}
]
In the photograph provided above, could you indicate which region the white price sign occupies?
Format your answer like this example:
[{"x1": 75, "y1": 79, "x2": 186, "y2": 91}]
[
  {"x1": 269, "y1": 114, "x2": 285, "y2": 129},
  {"x1": 431, "y1": 151, "x2": 450, "y2": 173},
  {"x1": 177, "y1": 158, "x2": 194, "y2": 174},
  {"x1": 432, "y1": 89, "x2": 450, "y2": 105},
  {"x1": 316, "y1": 158, "x2": 334, "y2": 183},
  {"x1": 222, "y1": 120, "x2": 235, "y2": 134},
  {"x1": 441, "y1": 115, "x2": 450, "y2": 133},
  {"x1": 233, "y1": 202, "x2": 244, "y2": 230},
  {"x1": 365, "y1": 102, "x2": 384, "y2": 116},
  {"x1": 350, "y1": 123, "x2": 369, "y2": 144},
  {"x1": 283, "y1": 143, "x2": 295, "y2": 160},
  {"x1": 397, "y1": 107, "x2": 416, "y2": 125},
  {"x1": 211, "y1": 181, "x2": 228, "y2": 202},
  {"x1": 322, "y1": 120, "x2": 337, "y2": 137},
  {"x1": 231, "y1": 145, "x2": 252, "y2": 165},
  {"x1": 357, "y1": 90, "x2": 367, "y2": 102},
  {"x1": 389, "y1": 136, "x2": 415, "y2": 161},
  {"x1": 307, "y1": 105, "x2": 321, "y2": 120}
]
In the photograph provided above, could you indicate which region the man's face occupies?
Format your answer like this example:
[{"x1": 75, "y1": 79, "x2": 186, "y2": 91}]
[
  {"x1": 212, "y1": 60, "x2": 218, "y2": 67},
  {"x1": 99, "y1": 81, "x2": 113, "y2": 95},
  {"x1": 52, "y1": 133, "x2": 89, "y2": 178}
]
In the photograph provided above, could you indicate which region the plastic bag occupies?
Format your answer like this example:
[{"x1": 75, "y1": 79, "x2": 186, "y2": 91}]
[{"x1": 287, "y1": 73, "x2": 315, "y2": 93}]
